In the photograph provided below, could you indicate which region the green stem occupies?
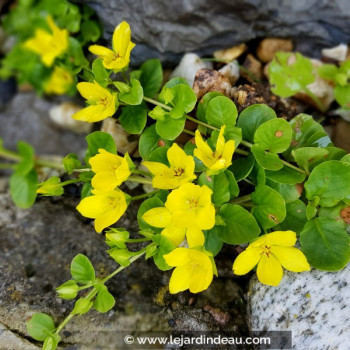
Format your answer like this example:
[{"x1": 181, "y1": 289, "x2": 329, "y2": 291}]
[
  {"x1": 131, "y1": 189, "x2": 160, "y2": 201},
  {"x1": 128, "y1": 176, "x2": 153, "y2": 185},
  {"x1": 0, "y1": 149, "x2": 21, "y2": 162},
  {"x1": 281, "y1": 159, "x2": 306, "y2": 174},
  {"x1": 125, "y1": 238, "x2": 151, "y2": 243},
  {"x1": 235, "y1": 148, "x2": 249, "y2": 156},
  {"x1": 35, "y1": 159, "x2": 65, "y2": 170},
  {"x1": 60, "y1": 179, "x2": 81, "y2": 187},
  {"x1": 231, "y1": 194, "x2": 252, "y2": 205},
  {"x1": 240, "y1": 140, "x2": 253, "y2": 148},
  {"x1": 183, "y1": 128, "x2": 196, "y2": 136},
  {"x1": 186, "y1": 115, "x2": 218, "y2": 131},
  {"x1": 143, "y1": 96, "x2": 172, "y2": 111},
  {"x1": 132, "y1": 169, "x2": 153, "y2": 177}
]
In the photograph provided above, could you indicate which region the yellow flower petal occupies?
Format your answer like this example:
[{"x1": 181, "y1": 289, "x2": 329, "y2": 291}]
[
  {"x1": 113, "y1": 21, "x2": 132, "y2": 57},
  {"x1": 232, "y1": 247, "x2": 262, "y2": 275},
  {"x1": 195, "y1": 205, "x2": 215, "y2": 230},
  {"x1": 266, "y1": 231, "x2": 297, "y2": 247},
  {"x1": 76, "y1": 82, "x2": 111, "y2": 101},
  {"x1": 94, "y1": 207, "x2": 125, "y2": 233},
  {"x1": 71, "y1": 104, "x2": 108, "y2": 123},
  {"x1": 270, "y1": 246, "x2": 310, "y2": 272},
  {"x1": 91, "y1": 171, "x2": 119, "y2": 191},
  {"x1": 188, "y1": 263, "x2": 213, "y2": 293},
  {"x1": 142, "y1": 207, "x2": 171, "y2": 228},
  {"x1": 88, "y1": 45, "x2": 116, "y2": 68},
  {"x1": 186, "y1": 226, "x2": 205, "y2": 247},
  {"x1": 89, "y1": 149, "x2": 121, "y2": 172},
  {"x1": 215, "y1": 126, "x2": 226, "y2": 155},
  {"x1": 162, "y1": 226, "x2": 186, "y2": 246},
  {"x1": 76, "y1": 195, "x2": 111, "y2": 218},
  {"x1": 167, "y1": 143, "x2": 187, "y2": 168},
  {"x1": 143, "y1": 161, "x2": 169, "y2": 175},
  {"x1": 222, "y1": 140, "x2": 235, "y2": 165},
  {"x1": 256, "y1": 253, "x2": 283, "y2": 286},
  {"x1": 168, "y1": 265, "x2": 191, "y2": 293},
  {"x1": 164, "y1": 247, "x2": 191, "y2": 267}
]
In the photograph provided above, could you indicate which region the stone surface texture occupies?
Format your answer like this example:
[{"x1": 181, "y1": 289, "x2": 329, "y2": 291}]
[
  {"x1": 249, "y1": 266, "x2": 350, "y2": 350},
  {"x1": 76, "y1": 0, "x2": 350, "y2": 65}
]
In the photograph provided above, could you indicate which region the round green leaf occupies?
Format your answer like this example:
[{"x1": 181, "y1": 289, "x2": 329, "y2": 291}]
[
  {"x1": 265, "y1": 166, "x2": 306, "y2": 185},
  {"x1": 10, "y1": 169, "x2": 38, "y2": 209},
  {"x1": 230, "y1": 154, "x2": 255, "y2": 181},
  {"x1": 275, "y1": 199, "x2": 307, "y2": 234},
  {"x1": 204, "y1": 227, "x2": 224, "y2": 256},
  {"x1": 156, "y1": 115, "x2": 186, "y2": 140},
  {"x1": 85, "y1": 131, "x2": 116, "y2": 164},
  {"x1": 217, "y1": 204, "x2": 261, "y2": 244},
  {"x1": 197, "y1": 92, "x2": 223, "y2": 122},
  {"x1": 119, "y1": 103, "x2": 148, "y2": 134},
  {"x1": 254, "y1": 118, "x2": 292, "y2": 153},
  {"x1": 237, "y1": 104, "x2": 277, "y2": 142},
  {"x1": 140, "y1": 59, "x2": 163, "y2": 98},
  {"x1": 292, "y1": 147, "x2": 329, "y2": 173},
  {"x1": 26, "y1": 313, "x2": 55, "y2": 341},
  {"x1": 205, "y1": 96, "x2": 238, "y2": 128},
  {"x1": 251, "y1": 144, "x2": 283, "y2": 171},
  {"x1": 139, "y1": 124, "x2": 172, "y2": 160},
  {"x1": 251, "y1": 185, "x2": 286, "y2": 229},
  {"x1": 304, "y1": 160, "x2": 350, "y2": 207},
  {"x1": 300, "y1": 218, "x2": 350, "y2": 270},
  {"x1": 70, "y1": 254, "x2": 95, "y2": 284},
  {"x1": 171, "y1": 84, "x2": 197, "y2": 114},
  {"x1": 118, "y1": 78, "x2": 143, "y2": 105},
  {"x1": 93, "y1": 285, "x2": 115, "y2": 313}
]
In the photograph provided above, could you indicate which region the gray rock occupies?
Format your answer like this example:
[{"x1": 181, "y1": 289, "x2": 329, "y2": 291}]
[
  {"x1": 0, "y1": 92, "x2": 87, "y2": 156},
  {"x1": 248, "y1": 266, "x2": 350, "y2": 350},
  {"x1": 76, "y1": 0, "x2": 350, "y2": 65},
  {"x1": 0, "y1": 179, "x2": 249, "y2": 348}
]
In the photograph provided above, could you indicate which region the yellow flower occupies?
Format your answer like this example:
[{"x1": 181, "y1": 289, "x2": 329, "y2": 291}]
[
  {"x1": 45, "y1": 66, "x2": 73, "y2": 95},
  {"x1": 76, "y1": 188, "x2": 128, "y2": 233},
  {"x1": 142, "y1": 183, "x2": 215, "y2": 247},
  {"x1": 89, "y1": 21, "x2": 135, "y2": 71},
  {"x1": 24, "y1": 16, "x2": 68, "y2": 67},
  {"x1": 89, "y1": 149, "x2": 133, "y2": 191},
  {"x1": 143, "y1": 143, "x2": 196, "y2": 189},
  {"x1": 72, "y1": 81, "x2": 116, "y2": 122},
  {"x1": 164, "y1": 248, "x2": 216, "y2": 293},
  {"x1": 232, "y1": 231, "x2": 310, "y2": 286},
  {"x1": 194, "y1": 126, "x2": 235, "y2": 173}
]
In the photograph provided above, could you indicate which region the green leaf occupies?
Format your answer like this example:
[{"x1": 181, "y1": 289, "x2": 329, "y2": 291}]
[
  {"x1": 163, "y1": 77, "x2": 189, "y2": 88},
  {"x1": 284, "y1": 114, "x2": 332, "y2": 159},
  {"x1": 92, "y1": 58, "x2": 109, "y2": 87},
  {"x1": 85, "y1": 131, "x2": 116, "y2": 164},
  {"x1": 300, "y1": 218, "x2": 350, "y2": 270},
  {"x1": 80, "y1": 20, "x2": 101, "y2": 43},
  {"x1": 251, "y1": 185, "x2": 286, "y2": 229},
  {"x1": 81, "y1": 182, "x2": 93, "y2": 199},
  {"x1": 197, "y1": 92, "x2": 223, "y2": 122},
  {"x1": 335, "y1": 85, "x2": 350, "y2": 108},
  {"x1": 306, "y1": 202, "x2": 317, "y2": 220},
  {"x1": 10, "y1": 169, "x2": 38, "y2": 208},
  {"x1": 251, "y1": 144, "x2": 283, "y2": 171},
  {"x1": 204, "y1": 227, "x2": 224, "y2": 256},
  {"x1": 16, "y1": 141, "x2": 35, "y2": 175},
  {"x1": 199, "y1": 172, "x2": 229, "y2": 206},
  {"x1": 56, "y1": 280, "x2": 79, "y2": 300},
  {"x1": 211, "y1": 125, "x2": 242, "y2": 147},
  {"x1": 63, "y1": 153, "x2": 81, "y2": 174},
  {"x1": 229, "y1": 154, "x2": 255, "y2": 181},
  {"x1": 304, "y1": 160, "x2": 350, "y2": 207},
  {"x1": 156, "y1": 115, "x2": 186, "y2": 140},
  {"x1": 139, "y1": 59, "x2": 163, "y2": 98},
  {"x1": 269, "y1": 52, "x2": 315, "y2": 97},
  {"x1": 184, "y1": 141, "x2": 206, "y2": 172},
  {"x1": 237, "y1": 104, "x2": 277, "y2": 143},
  {"x1": 152, "y1": 235, "x2": 176, "y2": 271},
  {"x1": 107, "y1": 248, "x2": 133, "y2": 267},
  {"x1": 169, "y1": 84, "x2": 197, "y2": 117},
  {"x1": 118, "y1": 78, "x2": 144, "y2": 105},
  {"x1": 138, "y1": 124, "x2": 171, "y2": 160},
  {"x1": 205, "y1": 96, "x2": 238, "y2": 128},
  {"x1": 70, "y1": 254, "x2": 95, "y2": 284},
  {"x1": 93, "y1": 285, "x2": 115, "y2": 313},
  {"x1": 37, "y1": 177, "x2": 64, "y2": 197},
  {"x1": 26, "y1": 313, "x2": 55, "y2": 341},
  {"x1": 275, "y1": 199, "x2": 307, "y2": 234},
  {"x1": 217, "y1": 204, "x2": 261, "y2": 244},
  {"x1": 265, "y1": 166, "x2": 306, "y2": 184},
  {"x1": 292, "y1": 147, "x2": 329, "y2": 173},
  {"x1": 72, "y1": 298, "x2": 93, "y2": 315},
  {"x1": 266, "y1": 180, "x2": 301, "y2": 204},
  {"x1": 119, "y1": 103, "x2": 148, "y2": 134},
  {"x1": 318, "y1": 64, "x2": 338, "y2": 82},
  {"x1": 254, "y1": 118, "x2": 292, "y2": 153},
  {"x1": 137, "y1": 197, "x2": 164, "y2": 232},
  {"x1": 68, "y1": 37, "x2": 89, "y2": 67},
  {"x1": 148, "y1": 146, "x2": 169, "y2": 164},
  {"x1": 43, "y1": 334, "x2": 60, "y2": 350}
]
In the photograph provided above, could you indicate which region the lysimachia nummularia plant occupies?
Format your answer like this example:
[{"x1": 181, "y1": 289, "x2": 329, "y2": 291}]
[
  {"x1": 1, "y1": 21, "x2": 350, "y2": 349},
  {"x1": 0, "y1": 0, "x2": 102, "y2": 95}
]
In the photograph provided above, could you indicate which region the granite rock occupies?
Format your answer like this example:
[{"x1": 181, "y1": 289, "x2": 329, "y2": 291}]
[
  {"x1": 76, "y1": 0, "x2": 350, "y2": 65},
  {"x1": 248, "y1": 266, "x2": 350, "y2": 350}
]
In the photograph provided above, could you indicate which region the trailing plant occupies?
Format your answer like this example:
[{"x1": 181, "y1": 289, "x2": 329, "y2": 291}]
[
  {"x1": 0, "y1": 0, "x2": 102, "y2": 95},
  {"x1": 1, "y1": 21, "x2": 350, "y2": 349}
]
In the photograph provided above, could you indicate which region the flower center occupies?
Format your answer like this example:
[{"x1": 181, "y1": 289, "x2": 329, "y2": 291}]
[
  {"x1": 261, "y1": 245, "x2": 271, "y2": 257},
  {"x1": 173, "y1": 167, "x2": 185, "y2": 177},
  {"x1": 187, "y1": 198, "x2": 199, "y2": 210}
]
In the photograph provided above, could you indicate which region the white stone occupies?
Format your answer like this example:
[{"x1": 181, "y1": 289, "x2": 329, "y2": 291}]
[
  {"x1": 322, "y1": 44, "x2": 348, "y2": 62},
  {"x1": 249, "y1": 264, "x2": 350, "y2": 350},
  {"x1": 219, "y1": 61, "x2": 240, "y2": 85},
  {"x1": 335, "y1": 108, "x2": 350, "y2": 122},
  {"x1": 0, "y1": 322, "x2": 39, "y2": 350},
  {"x1": 170, "y1": 53, "x2": 212, "y2": 87},
  {"x1": 49, "y1": 102, "x2": 92, "y2": 134}
]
